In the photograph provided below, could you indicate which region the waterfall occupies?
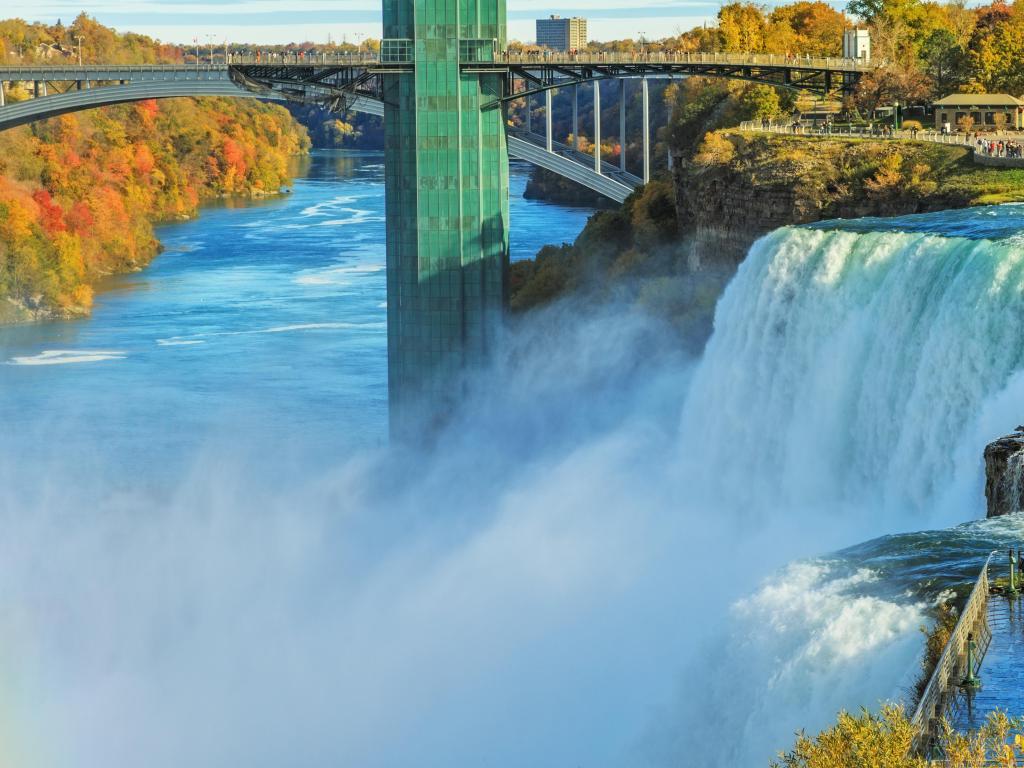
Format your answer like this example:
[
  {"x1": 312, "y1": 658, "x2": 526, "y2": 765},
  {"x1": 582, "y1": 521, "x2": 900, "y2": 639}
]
[
  {"x1": 662, "y1": 215, "x2": 1024, "y2": 765},
  {"x1": 680, "y1": 222, "x2": 1024, "y2": 525},
  {"x1": 1007, "y1": 451, "x2": 1024, "y2": 512},
  {"x1": 8, "y1": 206, "x2": 1024, "y2": 768}
]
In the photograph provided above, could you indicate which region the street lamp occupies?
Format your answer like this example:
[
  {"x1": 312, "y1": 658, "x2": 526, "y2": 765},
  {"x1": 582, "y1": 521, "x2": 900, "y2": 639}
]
[
  {"x1": 206, "y1": 34, "x2": 216, "y2": 64},
  {"x1": 75, "y1": 35, "x2": 83, "y2": 65}
]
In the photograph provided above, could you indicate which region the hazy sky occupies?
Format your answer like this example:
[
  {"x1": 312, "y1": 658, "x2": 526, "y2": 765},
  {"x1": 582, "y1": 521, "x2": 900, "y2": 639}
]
[{"x1": 4, "y1": 0, "x2": 716, "y2": 45}]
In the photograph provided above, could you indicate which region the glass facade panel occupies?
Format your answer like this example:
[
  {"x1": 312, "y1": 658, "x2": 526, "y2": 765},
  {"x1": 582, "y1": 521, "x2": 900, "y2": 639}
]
[
  {"x1": 381, "y1": 38, "x2": 414, "y2": 63},
  {"x1": 383, "y1": 0, "x2": 509, "y2": 434}
]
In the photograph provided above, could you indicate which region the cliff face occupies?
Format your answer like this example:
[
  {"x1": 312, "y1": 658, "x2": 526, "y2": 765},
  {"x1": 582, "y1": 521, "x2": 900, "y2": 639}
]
[
  {"x1": 985, "y1": 431, "x2": 1024, "y2": 518},
  {"x1": 672, "y1": 133, "x2": 1024, "y2": 271}
]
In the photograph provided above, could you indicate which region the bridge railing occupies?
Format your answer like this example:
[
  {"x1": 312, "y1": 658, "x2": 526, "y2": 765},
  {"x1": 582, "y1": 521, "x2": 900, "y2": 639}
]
[
  {"x1": 496, "y1": 51, "x2": 878, "y2": 71},
  {"x1": 0, "y1": 54, "x2": 384, "y2": 73},
  {"x1": 910, "y1": 551, "x2": 997, "y2": 757},
  {"x1": 0, "y1": 50, "x2": 878, "y2": 73}
]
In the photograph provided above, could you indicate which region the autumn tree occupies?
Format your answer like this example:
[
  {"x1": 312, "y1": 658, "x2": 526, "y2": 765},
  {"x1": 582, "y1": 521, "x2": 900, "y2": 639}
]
[
  {"x1": 718, "y1": 3, "x2": 769, "y2": 52},
  {"x1": 854, "y1": 66, "x2": 931, "y2": 114}
]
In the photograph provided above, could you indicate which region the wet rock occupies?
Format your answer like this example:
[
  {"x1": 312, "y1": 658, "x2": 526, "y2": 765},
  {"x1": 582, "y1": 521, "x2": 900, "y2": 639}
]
[{"x1": 984, "y1": 430, "x2": 1024, "y2": 517}]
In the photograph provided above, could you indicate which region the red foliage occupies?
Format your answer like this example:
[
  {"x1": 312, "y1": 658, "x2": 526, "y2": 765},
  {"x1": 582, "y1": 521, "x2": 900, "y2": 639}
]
[{"x1": 32, "y1": 189, "x2": 65, "y2": 234}]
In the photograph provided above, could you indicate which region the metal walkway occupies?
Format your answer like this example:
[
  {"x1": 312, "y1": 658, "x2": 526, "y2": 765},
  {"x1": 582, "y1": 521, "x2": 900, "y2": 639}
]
[{"x1": 953, "y1": 594, "x2": 1024, "y2": 730}]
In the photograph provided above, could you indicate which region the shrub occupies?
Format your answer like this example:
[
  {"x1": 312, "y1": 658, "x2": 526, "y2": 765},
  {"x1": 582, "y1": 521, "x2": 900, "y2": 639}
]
[{"x1": 772, "y1": 704, "x2": 923, "y2": 768}]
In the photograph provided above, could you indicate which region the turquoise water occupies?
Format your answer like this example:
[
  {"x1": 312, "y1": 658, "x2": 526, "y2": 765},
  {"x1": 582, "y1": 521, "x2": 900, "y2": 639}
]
[
  {"x1": 8, "y1": 151, "x2": 1024, "y2": 766},
  {"x1": 0, "y1": 151, "x2": 595, "y2": 482}
]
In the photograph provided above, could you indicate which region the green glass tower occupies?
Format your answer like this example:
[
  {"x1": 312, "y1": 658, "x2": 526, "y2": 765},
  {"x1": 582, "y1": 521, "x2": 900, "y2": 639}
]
[{"x1": 382, "y1": 0, "x2": 510, "y2": 435}]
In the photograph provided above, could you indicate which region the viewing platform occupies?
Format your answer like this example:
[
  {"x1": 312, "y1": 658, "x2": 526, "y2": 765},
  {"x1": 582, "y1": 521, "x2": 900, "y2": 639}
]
[
  {"x1": 912, "y1": 550, "x2": 1024, "y2": 760},
  {"x1": 738, "y1": 121, "x2": 1024, "y2": 169}
]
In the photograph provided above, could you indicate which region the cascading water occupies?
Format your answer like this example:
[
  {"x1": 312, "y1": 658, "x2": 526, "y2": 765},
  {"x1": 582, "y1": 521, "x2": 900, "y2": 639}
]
[
  {"x1": 681, "y1": 212, "x2": 1024, "y2": 526},
  {"x1": 6, "y1": 175, "x2": 1024, "y2": 768},
  {"x1": 664, "y1": 207, "x2": 1024, "y2": 765},
  {"x1": 1006, "y1": 451, "x2": 1024, "y2": 512}
]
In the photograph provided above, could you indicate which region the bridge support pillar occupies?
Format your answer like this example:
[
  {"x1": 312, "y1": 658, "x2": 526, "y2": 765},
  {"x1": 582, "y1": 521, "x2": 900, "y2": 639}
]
[
  {"x1": 572, "y1": 84, "x2": 579, "y2": 152},
  {"x1": 619, "y1": 79, "x2": 626, "y2": 173},
  {"x1": 525, "y1": 92, "x2": 531, "y2": 134},
  {"x1": 642, "y1": 78, "x2": 650, "y2": 183},
  {"x1": 383, "y1": 0, "x2": 509, "y2": 437},
  {"x1": 593, "y1": 80, "x2": 601, "y2": 174},
  {"x1": 546, "y1": 88, "x2": 553, "y2": 153}
]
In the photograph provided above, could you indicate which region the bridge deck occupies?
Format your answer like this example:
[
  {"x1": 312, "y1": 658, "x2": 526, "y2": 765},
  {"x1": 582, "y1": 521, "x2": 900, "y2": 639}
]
[{"x1": 953, "y1": 594, "x2": 1024, "y2": 730}]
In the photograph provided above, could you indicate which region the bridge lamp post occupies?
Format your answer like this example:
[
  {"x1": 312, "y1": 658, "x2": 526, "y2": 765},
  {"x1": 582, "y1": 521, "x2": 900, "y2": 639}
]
[
  {"x1": 206, "y1": 34, "x2": 216, "y2": 65},
  {"x1": 75, "y1": 35, "x2": 83, "y2": 66}
]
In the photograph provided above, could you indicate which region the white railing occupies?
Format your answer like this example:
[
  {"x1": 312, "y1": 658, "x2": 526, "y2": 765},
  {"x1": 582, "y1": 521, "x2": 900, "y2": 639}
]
[
  {"x1": 499, "y1": 50, "x2": 876, "y2": 71},
  {"x1": 911, "y1": 551, "x2": 997, "y2": 756},
  {"x1": 0, "y1": 53, "x2": 384, "y2": 71},
  {"x1": 0, "y1": 50, "x2": 878, "y2": 72},
  {"x1": 738, "y1": 121, "x2": 1024, "y2": 166}
]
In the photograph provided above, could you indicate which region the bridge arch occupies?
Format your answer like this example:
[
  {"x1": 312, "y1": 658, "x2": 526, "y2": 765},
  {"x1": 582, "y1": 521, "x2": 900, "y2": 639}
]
[{"x1": 0, "y1": 77, "x2": 636, "y2": 201}]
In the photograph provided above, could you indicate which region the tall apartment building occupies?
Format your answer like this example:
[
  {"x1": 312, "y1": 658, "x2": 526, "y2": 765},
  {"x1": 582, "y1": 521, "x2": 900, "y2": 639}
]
[{"x1": 535, "y1": 15, "x2": 587, "y2": 52}]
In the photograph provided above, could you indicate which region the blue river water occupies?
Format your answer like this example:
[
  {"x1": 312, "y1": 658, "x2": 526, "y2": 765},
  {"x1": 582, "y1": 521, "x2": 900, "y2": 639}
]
[
  {"x1": 9, "y1": 149, "x2": 1024, "y2": 767},
  {"x1": 0, "y1": 151, "x2": 595, "y2": 483}
]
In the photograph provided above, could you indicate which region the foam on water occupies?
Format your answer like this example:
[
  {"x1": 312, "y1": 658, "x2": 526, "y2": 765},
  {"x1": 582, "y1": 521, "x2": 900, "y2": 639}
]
[
  {"x1": 7, "y1": 350, "x2": 127, "y2": 366},
  {"x1": 8, "y1": 155, "x2": 1024, "y2": 767}
]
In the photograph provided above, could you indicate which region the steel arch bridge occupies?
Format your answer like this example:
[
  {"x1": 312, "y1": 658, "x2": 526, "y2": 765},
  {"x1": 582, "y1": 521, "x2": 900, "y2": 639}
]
[
  {"x1": 0, "y1": 52, "x2": 872, "y2": 203},
  {"x1": 0, "y1": 45, "x2": 875, "y2": 432}
]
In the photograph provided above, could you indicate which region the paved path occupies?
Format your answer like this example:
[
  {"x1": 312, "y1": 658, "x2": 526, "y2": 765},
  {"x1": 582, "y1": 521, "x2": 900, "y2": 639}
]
[{"x1": 953, "y1": 595, "x2": 1024, "y2": 730}]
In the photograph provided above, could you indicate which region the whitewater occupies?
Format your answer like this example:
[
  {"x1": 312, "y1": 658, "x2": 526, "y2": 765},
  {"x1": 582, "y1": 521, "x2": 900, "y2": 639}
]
[{"x1": 4, "y1": 157, "x2": 1024, "y2": 767}]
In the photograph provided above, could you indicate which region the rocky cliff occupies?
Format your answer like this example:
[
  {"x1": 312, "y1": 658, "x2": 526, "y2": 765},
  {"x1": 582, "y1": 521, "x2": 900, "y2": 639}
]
[
  {"x1": 673, "y1": 133, "x2": 1024, "y2": 271},
  {"x1": 985, "y1": 430, "x2": 1024, "y2": 517},
  {"x1": 511, "y1": 131, "x2": 1024, "y2": 349}
]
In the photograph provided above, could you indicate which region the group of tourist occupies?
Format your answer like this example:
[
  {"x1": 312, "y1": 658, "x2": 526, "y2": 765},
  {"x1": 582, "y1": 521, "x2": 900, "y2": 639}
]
[{"x1": 976, "y1": 136, "x2": 1024, "y2": 158}]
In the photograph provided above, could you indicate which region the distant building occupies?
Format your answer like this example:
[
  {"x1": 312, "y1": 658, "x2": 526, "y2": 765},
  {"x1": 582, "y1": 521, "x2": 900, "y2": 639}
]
[
  {"x1": 932, "y1": 94, "x2": 1024, "y2": 130},
  {"x1": 536, "y1": 15, "x2": 587, "y2": 52},
  {"x1": 842, "y1": 29, "x2": 870, "y2": 60}
]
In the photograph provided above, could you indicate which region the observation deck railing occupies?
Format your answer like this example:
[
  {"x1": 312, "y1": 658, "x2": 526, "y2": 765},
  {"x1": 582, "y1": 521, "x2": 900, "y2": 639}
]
[{"x1": 910, "y1": 551, "x2": 997, "y2": 757}]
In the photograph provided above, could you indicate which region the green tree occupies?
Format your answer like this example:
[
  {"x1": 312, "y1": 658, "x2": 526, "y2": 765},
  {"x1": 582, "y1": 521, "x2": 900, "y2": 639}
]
[
  {"x1": 919, "y1": 28, "x2": 970, "y2": 94},
  {"x1": 846, "y1": 0, "x2": 885, "y2": 23},
  {"x1": 738, "y1": 84, "x2": 782, "y2": 120}
]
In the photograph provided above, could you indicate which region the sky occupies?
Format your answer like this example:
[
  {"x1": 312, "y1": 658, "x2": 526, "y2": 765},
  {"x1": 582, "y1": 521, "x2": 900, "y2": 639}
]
[{"x1": 3, "y1": 0, "x2": 717, "y2": 45}]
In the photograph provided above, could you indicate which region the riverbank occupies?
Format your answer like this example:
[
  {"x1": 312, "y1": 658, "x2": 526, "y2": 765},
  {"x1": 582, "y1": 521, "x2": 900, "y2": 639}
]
[{"x1": 0, "y1": 97, "x2": 309, "y2": 324}]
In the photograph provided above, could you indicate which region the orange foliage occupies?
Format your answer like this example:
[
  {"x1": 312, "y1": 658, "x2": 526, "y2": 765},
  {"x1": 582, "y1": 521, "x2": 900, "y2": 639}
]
[{"x1": 133, "y1": 143, "x2": 156, "y2": 175}]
